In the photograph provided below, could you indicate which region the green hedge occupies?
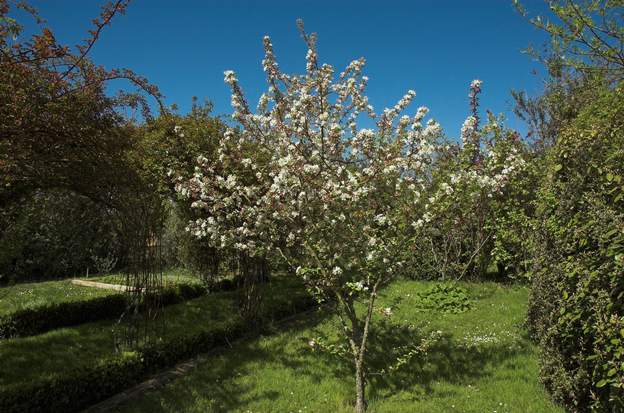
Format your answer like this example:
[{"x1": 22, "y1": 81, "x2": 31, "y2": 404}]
[
  {"x1": 527, "y1": 84, "x2": 624, "y2": 411},
  {"x1": 0, "y1": 279, "x2": 236, "y2": 339},
  {"x1": 0, "y1": 291, "x2": 314, "y2": 413}
]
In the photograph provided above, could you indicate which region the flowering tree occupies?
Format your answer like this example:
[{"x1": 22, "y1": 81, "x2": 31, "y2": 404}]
[
  {"x1": 177, "y1": 21, "x2": 522, "y2": 412},
  {"x1": 412, "y1": 81, "x2": 528, "y2": 280}
]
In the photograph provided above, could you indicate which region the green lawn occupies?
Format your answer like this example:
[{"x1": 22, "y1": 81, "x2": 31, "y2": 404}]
[
  {"x1": 0, "y1": 277, "x2": 304, "y2": 388},
  {"x1": 0, "y1": 279, "x2": 116, "y2": 316},
  {"x1": 110, "y1": 280, "x2": 562, "y2": 413},
  {"x1": 0, "y1": 269, "x2": 204, "y2": 317},
  {"x1": 91, "y1": 268, "x2": 204, "y2": 287}
]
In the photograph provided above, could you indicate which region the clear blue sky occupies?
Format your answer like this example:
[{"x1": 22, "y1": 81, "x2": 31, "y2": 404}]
[{"x1": 20, "y1": 0, "x2": 552, "y2": 139}]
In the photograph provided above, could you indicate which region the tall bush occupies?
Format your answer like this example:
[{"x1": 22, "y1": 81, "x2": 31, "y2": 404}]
[{"x1": 527, "y1": 83, "x2": 624, "y2": 412}]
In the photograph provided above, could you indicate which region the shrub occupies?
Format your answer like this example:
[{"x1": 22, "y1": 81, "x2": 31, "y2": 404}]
[
  {"x1": 527, "y1": 83, "x2": 624, "y2": 412},
  {"x1": 414, "y1": 283, "x2": 472, "y2": 314}
]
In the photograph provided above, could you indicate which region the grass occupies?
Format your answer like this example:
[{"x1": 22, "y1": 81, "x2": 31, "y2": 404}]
[
  {"x1": 0, "y1": 269, "x2": 204, "y2": 317},
  {"x1": 109, "y1": 280, "x2": 563, "y2": 413},
  {"x1": 0, "y1": 279, "x2": 116, "y2": 316},
  {"x1": 91, "y1": 268, "x2": 204, "y2": 287},
  {"x1": 0, "y1": 276, "x2": 304, "y2": 389}
]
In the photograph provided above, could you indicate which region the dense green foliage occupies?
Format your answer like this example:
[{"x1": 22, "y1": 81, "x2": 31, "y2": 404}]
[
  {"x1": 0, "y1": 190, "x2": 121, "y2": 283},
  {"x1": 0, "y1": 293, "x2": 126, "y2": 340},
  {"x1": 413, "y1": 283, "x2": 473, "y2": 314},
  {"x1": 527, "y1": 83, "x2": 624, "y2": 411}
]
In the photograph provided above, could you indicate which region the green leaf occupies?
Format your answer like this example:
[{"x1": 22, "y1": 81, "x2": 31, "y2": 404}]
[{"x1": 596, "y1": 379, "x2": 608, "y2": 388}]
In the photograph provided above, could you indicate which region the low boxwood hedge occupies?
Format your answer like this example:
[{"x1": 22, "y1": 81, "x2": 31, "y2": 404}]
[
  {"x1": 0, "y1": 279, "x2": 236, "y2": 339},
  {"x1": 0, "y1": 291, "x2": 315, "y2": 413}
]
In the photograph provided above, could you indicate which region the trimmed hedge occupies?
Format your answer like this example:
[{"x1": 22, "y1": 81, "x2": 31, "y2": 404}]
[
  {"x1": 0, "y1": 290, "x2": 315, "y2": 413},
  {"x1": 0, "y1": 279, "x2": 236, "y2": 339}
]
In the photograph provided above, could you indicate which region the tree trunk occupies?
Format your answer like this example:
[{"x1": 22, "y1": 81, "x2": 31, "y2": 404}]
[{"x1": 355, "y1": 359, "x2": 366, "y2": 413}]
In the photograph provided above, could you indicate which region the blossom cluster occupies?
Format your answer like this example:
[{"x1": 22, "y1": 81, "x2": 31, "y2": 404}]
[{"x1": 175, "y1": 26, "x2": 525, "y2": 299}]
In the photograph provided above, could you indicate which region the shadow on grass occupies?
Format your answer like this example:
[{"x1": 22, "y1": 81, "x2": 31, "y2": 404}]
[
  {"x1": 0, "y1": 320, "x2": 119, "y2": 387},
  {"x1": 112, "y1": 311, "x2": 330, "y2": 412},
  {"x1": 288, "y1": 317, "x2": 536, "y2": 404},
  {"x1": 366, "y1": 321, "x2": 533, "y2": 402},
  {"x1": 114, "y1": 307, "x2": 535, "y2": 413}
]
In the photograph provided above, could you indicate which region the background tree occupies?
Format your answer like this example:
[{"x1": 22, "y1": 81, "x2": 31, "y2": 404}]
[
  {"x1": 0, "y1": 0, "x2": 165, "y2": 282},
  {"x1": 512, "y1": 0, "x2": 624, "y2": 151},
  {"x1": 0, "y1": 0, "x2": 161, "y2": 205},
  {"x1": 138, "y1": 100, "x2": 227, "y2": 277},
  {"x1": 515, "y1": 0, "x2": 624, "y2": 81},
  {"x1": 411, "y1": 83, "x2": 529, "y2": 281}
]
